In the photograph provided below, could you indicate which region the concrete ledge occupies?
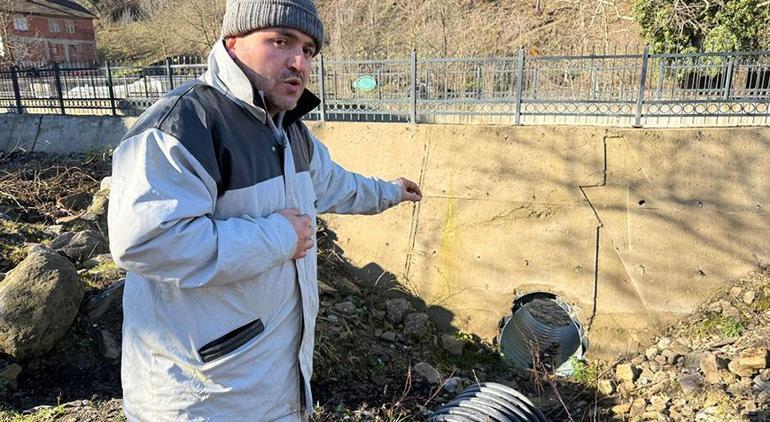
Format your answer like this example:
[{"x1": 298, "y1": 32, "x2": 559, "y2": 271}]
[
  {"x1": 0, "y1": 114, "x2": 131, "y2": 154},
  {"x1": 0, "y1": 115, "x2": 41, "y2": 153}
]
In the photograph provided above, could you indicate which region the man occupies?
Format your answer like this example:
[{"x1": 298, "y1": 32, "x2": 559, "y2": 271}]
[{"x1": 107, "y1": 0, "x2": 422, "y2": 420}]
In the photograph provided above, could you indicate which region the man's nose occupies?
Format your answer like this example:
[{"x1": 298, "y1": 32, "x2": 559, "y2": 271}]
[{"x1": 287, "y1": 49, "x2": 310, "y2": 75}]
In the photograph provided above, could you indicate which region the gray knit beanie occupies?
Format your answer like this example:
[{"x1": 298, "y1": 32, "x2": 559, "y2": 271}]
[{"x1": 221, "y1": 0, "x2": 324, "y2": 54}]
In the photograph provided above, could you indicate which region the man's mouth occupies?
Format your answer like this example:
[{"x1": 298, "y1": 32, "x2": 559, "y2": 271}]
[{"x1": 283, "y1": 78, "x2": 302, "y2": 89}]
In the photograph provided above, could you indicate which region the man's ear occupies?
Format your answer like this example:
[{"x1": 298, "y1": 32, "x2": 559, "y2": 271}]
[{"x1": 224, "y1": 36, "x2": 238, "y2": 58}]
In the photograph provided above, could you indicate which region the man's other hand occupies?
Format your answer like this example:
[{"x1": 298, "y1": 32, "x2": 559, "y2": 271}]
[
  {"x1": 278, "y1": 208, "x2": 314, "y2": 259},
  {"x1": 394, "y1": 178, "x2": 422, "y2": 202}
]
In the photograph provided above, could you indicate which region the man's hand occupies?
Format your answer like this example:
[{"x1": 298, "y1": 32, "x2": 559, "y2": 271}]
[
  {"x1": 394, "y1": 177, "x2": 423, "y2": 202},
  {"x1": 278, "y1": 208, "x2": 314, "y2": 259}
]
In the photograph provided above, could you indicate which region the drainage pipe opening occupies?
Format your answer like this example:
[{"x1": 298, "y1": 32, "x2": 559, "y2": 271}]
[{"x1": 497, "y1": 292, "x2": 588, "y2": 375}]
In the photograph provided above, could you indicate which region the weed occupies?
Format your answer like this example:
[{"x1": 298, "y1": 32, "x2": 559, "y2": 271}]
[
  {"x1": 430, "y1": 332, "x2": 506, "y2": 373},
  {"x1": 311, "y1": 401, "x2": 412, "y2": 421},
  {"x1": 721, "y1": 317, "x2": 744, "y2": 339},
  {"x1": 80, "y1": 260, "x2": 125, "y2": 290},
  {"x1": 752, "y1": 294, "x2": 770, "y2": 313},
  {"x1": 83, "y1": 148, "x2": 114, "y2": 165},
  {"x1": 570, "y1": 357, "x2": 602, "y2": 386},
  {"x1": 692, "y1": 312, "x2": 746, "y2": 339},
  {"x1": 0, "y1": 220, "x2": 48, "y2": 272},
  {"x1": 4, "y1": 246, "x2": 28, "y2": 268},
  {"x1": 453, "y1": 330, "x2": 475, "y2": 344},
  {"x1": 0, "y1": 405, "x2": 66, "y2": 422}
]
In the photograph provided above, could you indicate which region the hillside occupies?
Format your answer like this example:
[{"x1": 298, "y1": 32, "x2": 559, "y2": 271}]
[{"x1": 89, "y1": 0, "x2": 644, "y2": 62}]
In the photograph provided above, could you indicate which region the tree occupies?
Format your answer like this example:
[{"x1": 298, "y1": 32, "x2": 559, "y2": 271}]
[
  {"x1": 96, "y1": 0, "x2": 224, "y2": 62},
  {"x1": 634, "y1": 0, "x2": 770, "y2": 53}
]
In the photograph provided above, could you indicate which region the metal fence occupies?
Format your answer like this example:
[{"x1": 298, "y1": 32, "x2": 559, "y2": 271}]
[{"x1": 2, "y1": 49, "x2": 770, "y2": 127}]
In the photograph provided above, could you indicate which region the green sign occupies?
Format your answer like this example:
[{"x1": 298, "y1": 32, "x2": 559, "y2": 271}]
[{"x1": 352, "y1": 75, "x2": 377, "y2": 91}]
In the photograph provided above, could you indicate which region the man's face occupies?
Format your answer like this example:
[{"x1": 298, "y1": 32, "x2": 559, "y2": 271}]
[{"x1": 225, "y1": 28, "x2": 317, "y2": 116}]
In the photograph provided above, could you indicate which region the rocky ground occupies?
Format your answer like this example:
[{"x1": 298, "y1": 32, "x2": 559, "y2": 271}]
[
  {"x1": 598, "y1": 270, "x2": 770, "y2": 421},
  {"x1": 0, "y1": 152, "x2": 768, "y2": 421}
]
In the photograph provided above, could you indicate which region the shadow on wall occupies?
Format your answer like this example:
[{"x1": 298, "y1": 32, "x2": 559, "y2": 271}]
[
  {"x1": 318, "y1": 219, "x2": 455, "y2": 329},
  {"x1": 310, "y1": 220, "x2": 603, "y2": 420}
]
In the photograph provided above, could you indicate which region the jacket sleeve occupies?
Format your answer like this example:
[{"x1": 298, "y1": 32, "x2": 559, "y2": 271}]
[
  {"x1": 108, "y1": 128, "x2": 298, "y2": 288},
  {"x1": 308, "y1": 133, "x2": 403, "y2": 215}
]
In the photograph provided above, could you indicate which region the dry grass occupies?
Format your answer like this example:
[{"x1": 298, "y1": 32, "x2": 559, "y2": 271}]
[{"x1": 0, "y1": 153, "x2": 109, "y2": 223}]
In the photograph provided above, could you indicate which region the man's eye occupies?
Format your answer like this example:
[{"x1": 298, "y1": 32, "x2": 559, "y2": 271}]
[
  {"x1": 303, "y1": 48, "x2": 315, "y2": 57},
  {"x1": 274, "y1": 39, "x2": 288, "y2": 46}
]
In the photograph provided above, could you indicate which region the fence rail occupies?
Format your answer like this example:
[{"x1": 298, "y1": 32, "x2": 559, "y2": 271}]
[{"x1": 2, "y1": 49, "x2": 770, "y2": 127}]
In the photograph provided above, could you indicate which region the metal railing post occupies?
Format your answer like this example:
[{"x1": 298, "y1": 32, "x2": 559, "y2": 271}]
[
  {"x1": 634, "y1": 46, "x2": 650, "y2": 128},
  {"x1": 53, "y1": 63, "x2": 66, "y2": 115},
  {"x1": 10, "y1": 66, "x2": 23, "y2": 114},
  {"x1": 723, "y1": 56, "x2": 735, "y2": 100},
  {"x1": 514, "y1": 48, "x2": 525, "y2": 126},
  {"x1": 590, "y1": 57, "x2": 597, "y2": 100},
  {"x1": 410, "y1": 49, "x2": 417, "y2": 123},
  {"x1": 475, "y1": 65, "x2": 482, "y2": 99},
  {"x1": 106, "y1": 61, "x2": 117, "y2": 116},
  {"x1": 656, "y1": 58, "x2": 665, "y2": 100},
  {"x1": 318, "y1": 54, "x2": 326, "y2": 121},
  {"x1": 165, "y1": 57, "x2": 174, "y2": 91}
]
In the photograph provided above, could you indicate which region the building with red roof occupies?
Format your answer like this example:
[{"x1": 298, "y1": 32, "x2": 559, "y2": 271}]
[{"x1": 1, "y1": 0, "x2": 98, "y2": 65}]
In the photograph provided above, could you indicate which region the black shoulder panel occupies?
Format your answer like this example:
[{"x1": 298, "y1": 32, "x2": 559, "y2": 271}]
[
  {"x1": 120, "y1": 80, "x2": 286, "y2": 195},
  {"x1": 287, "y1": 122, "x2": 314, "y2": 174}
]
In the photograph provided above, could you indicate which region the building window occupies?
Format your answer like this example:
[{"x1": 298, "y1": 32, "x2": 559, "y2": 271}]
[
  {"x1": 65, "y1": 20, "x2": 75, "y2": 34},
  {"x1": 49, "y1": 19, "x2": 61, "y2": 33},
  {"x1": 13, "y1": 15, "x2": 29, "y2": 31}
]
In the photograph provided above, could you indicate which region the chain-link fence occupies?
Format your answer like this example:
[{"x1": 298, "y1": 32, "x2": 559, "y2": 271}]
[{"x1": 2, "y1": 49, "x2": 769, "y2": 127}]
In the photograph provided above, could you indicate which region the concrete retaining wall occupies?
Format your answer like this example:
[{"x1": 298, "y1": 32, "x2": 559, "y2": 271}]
[
  {"x1": 308, "y1": 122, "x2": 769, "y2": 358},
  {"x1": 0, "y1": 115, "x2": 134, "y2": 154},
  {"x1": 2, "y1": 114, "x2": 768, "y2": 358}
]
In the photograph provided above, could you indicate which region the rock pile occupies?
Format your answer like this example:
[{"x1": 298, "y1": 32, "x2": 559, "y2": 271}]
[
  {"x1": 603, "y1": 270, "x2": 770, "y2": 421},
  {"x1": 0, "y1": 175, "x2": 120, "y2": 396}
]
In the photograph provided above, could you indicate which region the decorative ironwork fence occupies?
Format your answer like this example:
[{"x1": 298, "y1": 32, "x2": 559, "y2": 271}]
[{"x1": 1, "y1": 49, "x2": 769, "y2": 127}]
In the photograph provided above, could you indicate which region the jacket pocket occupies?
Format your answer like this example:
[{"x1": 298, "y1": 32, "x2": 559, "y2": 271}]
[{"x1": 198, "y1": 318, "x2": 264, "y2": 363}]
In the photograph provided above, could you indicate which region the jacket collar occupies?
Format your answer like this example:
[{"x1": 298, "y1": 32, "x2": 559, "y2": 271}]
[{"x1": 202, "y1": 39, "x2": 320, "y2": 128}]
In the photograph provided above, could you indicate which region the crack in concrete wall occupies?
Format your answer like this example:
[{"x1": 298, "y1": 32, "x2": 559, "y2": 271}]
[{"x1": 404, "y1": 138, "x2": 431, "y2": 283}]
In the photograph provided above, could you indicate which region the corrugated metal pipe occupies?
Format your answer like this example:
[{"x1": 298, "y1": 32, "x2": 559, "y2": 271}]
[
  {"x1": 427, "y1": 382, "x2": 548, "y2": 421},
  {"x1": 497, "y1": 292, "x2": 588, "y2": 375}
]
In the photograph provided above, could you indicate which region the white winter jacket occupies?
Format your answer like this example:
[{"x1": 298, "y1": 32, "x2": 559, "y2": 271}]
[{"x1": 108, "y1": 40, "x2": 403, "y2": 421}]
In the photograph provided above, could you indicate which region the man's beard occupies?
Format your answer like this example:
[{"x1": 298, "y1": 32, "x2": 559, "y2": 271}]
[
  {"x1": 242, "y1": 67, "x2": 303, "y2": 114},
  {"x1": 263, "y1": 90, "x2": 298, "y2": 113}
]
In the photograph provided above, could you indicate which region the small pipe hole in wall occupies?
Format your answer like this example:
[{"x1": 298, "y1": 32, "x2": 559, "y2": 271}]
[{"x1": 497, "y1": 292, "x2": 588, "y2": 376}]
